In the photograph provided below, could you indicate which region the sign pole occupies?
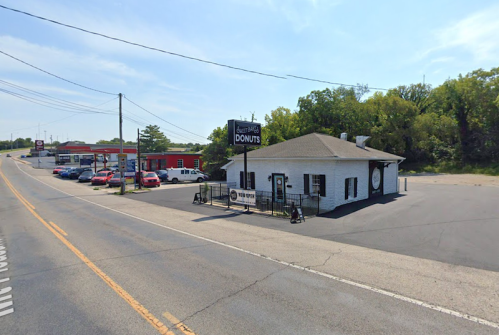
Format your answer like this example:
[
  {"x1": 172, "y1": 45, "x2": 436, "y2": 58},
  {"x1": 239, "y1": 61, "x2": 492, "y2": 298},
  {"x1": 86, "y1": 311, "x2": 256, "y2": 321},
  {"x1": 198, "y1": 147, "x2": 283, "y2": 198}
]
[{"x1": 244, "y1": 145, "x2": 248, "y2": 210}]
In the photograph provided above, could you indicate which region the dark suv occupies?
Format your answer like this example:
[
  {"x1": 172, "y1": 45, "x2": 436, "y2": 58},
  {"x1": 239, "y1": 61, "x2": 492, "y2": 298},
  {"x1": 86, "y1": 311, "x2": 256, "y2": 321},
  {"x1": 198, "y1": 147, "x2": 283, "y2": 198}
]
[{"x1": 69, "y1": 167, "x2": 93, "y2": 179}]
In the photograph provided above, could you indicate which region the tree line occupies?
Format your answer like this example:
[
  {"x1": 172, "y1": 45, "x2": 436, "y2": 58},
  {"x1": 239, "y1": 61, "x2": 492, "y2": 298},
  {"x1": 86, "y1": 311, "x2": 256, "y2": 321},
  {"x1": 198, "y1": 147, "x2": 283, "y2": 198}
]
[{"x1": 202, "y1": 67, "x2": 499, "y2": 178}]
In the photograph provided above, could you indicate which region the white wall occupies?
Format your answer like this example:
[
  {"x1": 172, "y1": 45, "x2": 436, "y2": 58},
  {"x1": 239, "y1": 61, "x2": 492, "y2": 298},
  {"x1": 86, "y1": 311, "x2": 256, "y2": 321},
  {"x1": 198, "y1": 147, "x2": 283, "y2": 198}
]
[
  {"x1": 331, "y1": 160, "x2": 369, "y2": 208},
  {"x1": 226, "y1": 158, "x2": 399, "y2": 212},
  {"x1": 383, "y1": 161, "x2": 398, "y2": 194}
]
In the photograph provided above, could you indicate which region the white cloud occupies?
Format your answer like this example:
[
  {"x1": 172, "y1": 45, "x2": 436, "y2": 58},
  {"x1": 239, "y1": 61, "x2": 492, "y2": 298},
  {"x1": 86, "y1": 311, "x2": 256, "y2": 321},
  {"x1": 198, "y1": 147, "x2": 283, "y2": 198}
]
[{"x1": 423, "y1": 5, "x2": 499, "y2": 62}]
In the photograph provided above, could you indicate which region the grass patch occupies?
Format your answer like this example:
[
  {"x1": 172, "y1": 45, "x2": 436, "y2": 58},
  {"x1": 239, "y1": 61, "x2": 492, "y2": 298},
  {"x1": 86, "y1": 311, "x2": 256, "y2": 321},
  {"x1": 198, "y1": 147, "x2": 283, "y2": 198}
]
[
  {"x1": 400, "y1": 162, "x2": 499, "y2": 176},
  {"x1": 93, "y1": 187, "x2": 100, "y2": 190}
]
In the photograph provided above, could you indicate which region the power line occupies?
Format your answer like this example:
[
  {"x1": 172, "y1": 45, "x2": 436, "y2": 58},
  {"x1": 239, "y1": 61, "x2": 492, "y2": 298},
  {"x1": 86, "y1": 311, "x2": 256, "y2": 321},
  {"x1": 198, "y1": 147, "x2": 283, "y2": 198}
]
[
  {"x1": 0, "y1": 49, "x2": 117, "y2": 95},
  {"x1": 0, "y1": 5, "x2": 287, "y2": 80},
  {"x1": 0, "y1": 79, "x2": 117, "y2": 113},
  {"x1": 122, "y1": 110, "x2": 208, "y2": 144},
  {"x1": 0, "y1": 87, "x2": 116, "y2": 115},
  {"x1": 0, "y1": 5, "x2": 390, "y2": 92},
  {"x1": 123, "y1": 96, "x2": 207, "y2": 141},
  {"x1": 286, "y1": 75, "x2": 389, "y2": 91}
]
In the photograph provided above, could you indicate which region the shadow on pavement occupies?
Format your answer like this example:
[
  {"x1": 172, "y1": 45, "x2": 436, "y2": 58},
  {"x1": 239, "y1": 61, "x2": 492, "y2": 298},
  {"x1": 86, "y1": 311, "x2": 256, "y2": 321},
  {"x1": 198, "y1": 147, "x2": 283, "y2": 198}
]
[{"x1": 318, "y1": 193, "x2": 406, "y2": 219}]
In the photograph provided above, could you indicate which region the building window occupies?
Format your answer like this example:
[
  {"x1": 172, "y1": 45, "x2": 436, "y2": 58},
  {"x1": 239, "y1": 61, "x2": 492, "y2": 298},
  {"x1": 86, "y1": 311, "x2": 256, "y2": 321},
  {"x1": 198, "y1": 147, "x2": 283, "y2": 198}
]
[
  {"x1": 304, "y1": 174, "x2": 326, "y2": 196},
  {"x1": 194, "y1": 159, "x2": 200, "y2": 169},
  {"x1": 240, "y1": 171, "x2": 255, "y2": 189},
  {"x1": 345, "y1": 177, "x2": 358, "y2": 200},
  {"x1": 177, "y1": 159, "x2": 183, "y2": 168},
  {"x1": 311, "y1": 174, "x2": 321, "y2": 194}
]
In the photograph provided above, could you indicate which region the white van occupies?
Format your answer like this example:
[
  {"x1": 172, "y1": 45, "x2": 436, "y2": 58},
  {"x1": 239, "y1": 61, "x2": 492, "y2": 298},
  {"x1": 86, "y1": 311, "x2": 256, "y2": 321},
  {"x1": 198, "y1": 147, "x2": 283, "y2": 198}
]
[{"x1": 167, "y1": 168, "x2": 205, "y2": 183}]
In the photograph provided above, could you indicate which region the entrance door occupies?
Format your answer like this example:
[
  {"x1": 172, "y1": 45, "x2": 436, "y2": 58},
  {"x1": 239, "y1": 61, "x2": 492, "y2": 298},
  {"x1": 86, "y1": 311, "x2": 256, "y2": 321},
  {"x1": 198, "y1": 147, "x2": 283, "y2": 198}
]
[
  {"x1": 368, "y1": 161, "x2": 384, "y2": 198},
  {"x1": 272, "y1": 173, "x2": 285, "y2": 203}
]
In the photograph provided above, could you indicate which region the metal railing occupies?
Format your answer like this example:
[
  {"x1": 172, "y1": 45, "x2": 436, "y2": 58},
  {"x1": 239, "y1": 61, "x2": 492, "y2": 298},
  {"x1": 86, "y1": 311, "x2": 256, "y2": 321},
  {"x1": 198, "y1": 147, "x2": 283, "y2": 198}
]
[{"x1": 198, "y1": 183, "x2": 320, "y2": 218}]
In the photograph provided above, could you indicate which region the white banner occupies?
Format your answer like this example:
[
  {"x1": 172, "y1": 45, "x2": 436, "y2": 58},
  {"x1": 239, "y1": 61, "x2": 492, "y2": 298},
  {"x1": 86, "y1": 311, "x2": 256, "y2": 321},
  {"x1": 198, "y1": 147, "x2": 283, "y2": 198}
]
[{"x1": 229, "y1": 188, "x2": 256, "y2": 206}]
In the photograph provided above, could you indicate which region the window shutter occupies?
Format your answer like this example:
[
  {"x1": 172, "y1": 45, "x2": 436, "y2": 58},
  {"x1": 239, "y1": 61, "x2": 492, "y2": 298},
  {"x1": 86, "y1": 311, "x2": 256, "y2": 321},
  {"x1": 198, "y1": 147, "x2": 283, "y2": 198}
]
[
  {"x1": 304, "y1": 174, "x2": 309, "y2": 194},
  {"x1": 354, "y1": 178, "x2": 358, "y2": 198},
  {"x1": 345, "y1": 179, "x2": 349, "y2": 200},
  {"x1": 319, "y1": 175, "x2": 326, "y2": 197},
  {"x1": 250, "y1": 172, "x2": 255, "y2": 189},
  {"x1": 240, "y1": 171, "x2": 244, "y2": 188}
]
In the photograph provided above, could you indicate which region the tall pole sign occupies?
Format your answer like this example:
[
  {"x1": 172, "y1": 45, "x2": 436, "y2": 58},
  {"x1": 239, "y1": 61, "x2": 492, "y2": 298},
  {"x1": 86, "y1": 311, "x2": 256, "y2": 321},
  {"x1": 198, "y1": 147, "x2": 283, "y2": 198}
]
[{"x1": 228, "y1": 120, "x2": 261, "y2": 210}]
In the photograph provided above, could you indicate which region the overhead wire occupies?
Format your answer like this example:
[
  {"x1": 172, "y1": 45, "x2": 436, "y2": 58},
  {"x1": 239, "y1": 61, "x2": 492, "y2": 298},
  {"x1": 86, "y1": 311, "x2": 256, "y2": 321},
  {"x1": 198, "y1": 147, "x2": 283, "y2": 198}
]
[
  {"x1": 0, "y1": 5, "x2": 287, "y2": 80},
  {"x1": 0, "y1": 50, "x2": 117, "y2": 95},
  {"x1": 122, "y1": 110, "x2": 207, "y2": 144},
  {"x1": 0, "y1": 79, "x2": 118, "y2": 113},
  {"x1": 0, "y1": 87, "x2": 116, "y2": 115},
  {"x1": 123, "y1": 96, "x2": 207, "y2": 141}
]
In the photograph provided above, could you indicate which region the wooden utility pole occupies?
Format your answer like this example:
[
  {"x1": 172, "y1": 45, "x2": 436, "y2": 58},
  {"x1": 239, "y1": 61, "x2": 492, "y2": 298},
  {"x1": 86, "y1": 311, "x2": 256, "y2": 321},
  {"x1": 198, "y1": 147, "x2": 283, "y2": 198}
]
[{"x1": 119, "y1": 93, "x2": 125, "y2": 195}]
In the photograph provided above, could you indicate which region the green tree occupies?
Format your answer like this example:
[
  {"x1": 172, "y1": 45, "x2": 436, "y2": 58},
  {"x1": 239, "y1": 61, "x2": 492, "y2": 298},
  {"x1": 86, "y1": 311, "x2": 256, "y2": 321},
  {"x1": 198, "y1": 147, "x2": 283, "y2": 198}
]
[
  {"x1": 262, "y1": 107, "x2": 300, "y2": 146},
  {"x1": 387, "y1": 83, "x2": 433, "y2": 114},
  {"x1": 140, "y1": 125, "x2": 171, "y2": 153}
]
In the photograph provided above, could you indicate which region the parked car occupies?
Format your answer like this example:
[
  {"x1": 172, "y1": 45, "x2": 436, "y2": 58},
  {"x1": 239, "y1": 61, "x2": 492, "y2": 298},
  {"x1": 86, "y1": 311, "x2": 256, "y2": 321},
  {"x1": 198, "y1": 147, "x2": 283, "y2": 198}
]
[
  {"x1": 141, "y1": 171, "x2": 160, "y2": 187},
  {"x1": 91, "y1": 171, "x2": 113, "y2": 185},
  {"x1": 6, "y1": 154, "x2": 11, "y2": 157},
  {"x1": 53, "y1": 166, "x2": 66, "y2": 174},
  {"x1": 154, "y1": 170, "x2": 169, "y2": 182},
  {"x1": 59, "y1": 167, "x2": 75, "y2": 178},
  {"x1": 21, "y1": 155, "x2": 26, "y2": 158},
  {"x1": 78, "y1": 170, "x2": 95, "y2": 182},
  {"x1": 108, "y1": 172, "x2": 122, "y2": 187},
  {"x1": 69, "y1": 167, "x2": 93, "y2": 179},
  {"x1": 167, "y1": 168, "x2": 205, "y2": 183}
]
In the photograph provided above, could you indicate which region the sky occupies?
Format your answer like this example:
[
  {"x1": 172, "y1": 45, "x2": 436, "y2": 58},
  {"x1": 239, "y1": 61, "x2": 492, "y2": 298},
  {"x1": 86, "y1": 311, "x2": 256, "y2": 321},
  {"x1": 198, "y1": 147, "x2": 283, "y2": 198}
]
[{"x1": 1, "y1": 0, "x2": 499, "y2": 145}]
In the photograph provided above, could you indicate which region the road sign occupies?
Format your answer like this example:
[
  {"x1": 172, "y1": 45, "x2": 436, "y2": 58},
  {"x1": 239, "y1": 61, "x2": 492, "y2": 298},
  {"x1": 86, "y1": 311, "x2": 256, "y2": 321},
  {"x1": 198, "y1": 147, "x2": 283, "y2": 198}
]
[
  {"x1": 35, "y1": 140, "x2": 44, "y2": 151},
  {"x1": 118, "y1": 153, "x2": 127, "y2": 171}
]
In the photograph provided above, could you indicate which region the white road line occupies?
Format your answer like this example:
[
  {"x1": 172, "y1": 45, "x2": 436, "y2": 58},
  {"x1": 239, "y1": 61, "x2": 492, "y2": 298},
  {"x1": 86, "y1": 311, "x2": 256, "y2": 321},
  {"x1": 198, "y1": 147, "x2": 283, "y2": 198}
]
[{"x1": 14, "y1": 162, "x2": 499, "y2": 329}]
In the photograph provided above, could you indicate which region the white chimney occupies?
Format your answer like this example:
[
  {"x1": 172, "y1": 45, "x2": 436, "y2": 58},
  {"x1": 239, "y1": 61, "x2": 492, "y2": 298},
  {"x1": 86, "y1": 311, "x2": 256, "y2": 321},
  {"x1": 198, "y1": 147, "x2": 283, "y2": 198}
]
[
  {"x1": 340, "y1": 133, "x2": 347, "y2": 141},
  {"x1": 355, "y1": 136, "x2": 370, "y2": 149}
]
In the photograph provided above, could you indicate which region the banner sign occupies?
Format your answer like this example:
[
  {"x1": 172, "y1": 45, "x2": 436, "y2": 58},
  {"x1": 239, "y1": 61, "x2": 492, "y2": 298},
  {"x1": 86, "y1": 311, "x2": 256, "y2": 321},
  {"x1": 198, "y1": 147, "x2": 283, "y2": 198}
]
[
  {"x1": 228, "y1": 120, "x2": 261, "y2": 146},
  {"x1": 229, "y1": 188, "x2": 256, "y2": 206}
]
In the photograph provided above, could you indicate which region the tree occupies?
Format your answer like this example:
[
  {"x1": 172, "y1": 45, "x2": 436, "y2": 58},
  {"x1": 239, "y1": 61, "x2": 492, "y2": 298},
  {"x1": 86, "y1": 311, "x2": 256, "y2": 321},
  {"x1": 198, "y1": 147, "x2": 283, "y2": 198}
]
[
  {"x1": 140, "y1": 125, "x2": 171, "y2": 153},
  {"x1": 387, "y1": 83, "x2": 433, "y2": 114},
  {"x1": 262, "y1": 107, "x2": 300, "y2": 146}
]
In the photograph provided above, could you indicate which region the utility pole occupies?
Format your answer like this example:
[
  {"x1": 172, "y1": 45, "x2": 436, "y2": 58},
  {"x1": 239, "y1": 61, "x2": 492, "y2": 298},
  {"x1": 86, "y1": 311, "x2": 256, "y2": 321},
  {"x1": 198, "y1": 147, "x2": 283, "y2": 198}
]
[
  {"x1": 119, "y1": 93, "x2": 125, "y2": 195},
  {"x1": 10, "y1": 133, "x2": 12, "y2": 150},
  {"x1": 44, "y1": 130, "x2": 46, "y2": 143}
]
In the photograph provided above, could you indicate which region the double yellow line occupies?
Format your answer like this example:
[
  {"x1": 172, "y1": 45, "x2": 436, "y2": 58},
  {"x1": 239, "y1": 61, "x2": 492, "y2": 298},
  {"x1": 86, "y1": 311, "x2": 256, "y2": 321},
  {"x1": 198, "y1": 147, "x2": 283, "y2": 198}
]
[{"x1": 0, "y1": 161, "x2": 196, "y2": 335}]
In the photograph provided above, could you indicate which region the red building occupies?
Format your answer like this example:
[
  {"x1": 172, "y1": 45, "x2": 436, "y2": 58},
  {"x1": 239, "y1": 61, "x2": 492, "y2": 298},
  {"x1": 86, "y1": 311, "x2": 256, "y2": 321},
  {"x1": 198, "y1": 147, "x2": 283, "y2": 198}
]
[{"x1": 145, "y1": 153, "x2": 203, "y2": 171}]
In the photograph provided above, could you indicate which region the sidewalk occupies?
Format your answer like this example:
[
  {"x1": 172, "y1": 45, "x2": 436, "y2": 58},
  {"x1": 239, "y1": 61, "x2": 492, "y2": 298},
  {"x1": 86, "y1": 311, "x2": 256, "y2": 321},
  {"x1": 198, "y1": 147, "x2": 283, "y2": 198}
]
[{"x1": 24, "y1": 164, "x2": 499, "y2": 327}]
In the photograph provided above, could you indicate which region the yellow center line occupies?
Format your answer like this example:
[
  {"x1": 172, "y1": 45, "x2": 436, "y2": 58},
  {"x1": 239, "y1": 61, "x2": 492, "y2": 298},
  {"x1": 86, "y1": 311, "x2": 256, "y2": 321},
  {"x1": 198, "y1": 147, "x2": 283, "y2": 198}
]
[
  {"x1": 49, "y1": 221, "x2": 68, "y2": 236},
  {"x1": 163, "y1": 312, "x2": 197, "y2": 335},
  {"x1": 0, "y1": 164, "x2": 181, "y2": 335}
]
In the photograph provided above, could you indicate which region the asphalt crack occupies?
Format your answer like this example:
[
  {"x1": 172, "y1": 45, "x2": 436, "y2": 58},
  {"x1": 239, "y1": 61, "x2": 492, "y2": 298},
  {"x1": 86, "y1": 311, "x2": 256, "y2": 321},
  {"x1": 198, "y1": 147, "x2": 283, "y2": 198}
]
[{"x1": 177, "y1": 265, "x2": 288, "y2": 326}]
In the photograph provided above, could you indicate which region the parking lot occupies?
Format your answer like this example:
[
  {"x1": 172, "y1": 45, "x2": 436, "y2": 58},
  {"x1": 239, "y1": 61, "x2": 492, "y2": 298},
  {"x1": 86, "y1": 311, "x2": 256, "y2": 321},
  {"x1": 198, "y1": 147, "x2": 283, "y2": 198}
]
[{"x1": 21, "y1": 154, "x2": 499, "y2": 273}]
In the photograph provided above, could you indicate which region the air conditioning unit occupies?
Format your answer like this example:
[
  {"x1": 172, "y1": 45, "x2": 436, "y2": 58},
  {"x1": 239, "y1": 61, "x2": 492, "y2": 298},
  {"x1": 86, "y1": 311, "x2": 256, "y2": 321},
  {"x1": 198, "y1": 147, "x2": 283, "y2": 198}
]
[{"x1": 340, "y1": 133, "x2": 347, "y2": 141}]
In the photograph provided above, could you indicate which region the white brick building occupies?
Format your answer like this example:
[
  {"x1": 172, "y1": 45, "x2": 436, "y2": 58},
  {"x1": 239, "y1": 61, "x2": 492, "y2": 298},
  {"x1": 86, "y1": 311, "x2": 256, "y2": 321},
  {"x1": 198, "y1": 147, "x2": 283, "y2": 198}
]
[{"x1": 223, "y1": 133, "x2": 404, "y2": 213}]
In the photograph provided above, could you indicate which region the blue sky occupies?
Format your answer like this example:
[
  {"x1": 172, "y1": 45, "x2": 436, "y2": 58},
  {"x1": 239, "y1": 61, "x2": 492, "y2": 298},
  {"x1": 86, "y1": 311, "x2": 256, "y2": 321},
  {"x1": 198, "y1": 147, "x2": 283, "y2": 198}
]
[{"x1": 1, "y1": 0, "x2": 499, "y2": 145}]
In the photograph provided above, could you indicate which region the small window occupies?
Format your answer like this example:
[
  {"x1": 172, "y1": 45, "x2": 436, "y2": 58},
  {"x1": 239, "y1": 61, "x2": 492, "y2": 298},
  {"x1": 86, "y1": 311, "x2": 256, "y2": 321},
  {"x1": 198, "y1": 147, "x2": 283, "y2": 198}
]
[
  {"x1": 345, "y1": 177, "x2": 358, "y2": 200},
  {"x1": 311, "y1": 175, "x2": 321, "y2": 194},
  {"x1": 191, "y1": 170, "x2": 197, "y2": 174},
  {"x1": 304, "y1": 174, "x2": 326, "y2": 196},
  {"x1": 194, "y1": 159, "x2": 200, "y2": 169},
  {"x1": 177, "y1": 159, "x2": 183, "y2": 168}
]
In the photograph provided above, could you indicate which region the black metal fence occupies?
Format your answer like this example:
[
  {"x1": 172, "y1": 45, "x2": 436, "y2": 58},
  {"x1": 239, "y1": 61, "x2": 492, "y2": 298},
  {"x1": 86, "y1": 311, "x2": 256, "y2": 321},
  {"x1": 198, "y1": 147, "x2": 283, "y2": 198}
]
[{"x1": 198, "y1": 183, "x2": 320, "y2": 218}]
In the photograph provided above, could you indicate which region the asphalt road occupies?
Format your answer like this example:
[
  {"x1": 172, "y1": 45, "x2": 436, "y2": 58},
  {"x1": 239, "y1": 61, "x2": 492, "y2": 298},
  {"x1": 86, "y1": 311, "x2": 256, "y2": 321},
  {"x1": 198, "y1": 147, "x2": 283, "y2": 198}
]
[
  {"x1": 1, "y1": 155, "x2": 498, "y2": 334},
  {"x1": 129, "y1": 180, "x2": 499, "y2": 272}
]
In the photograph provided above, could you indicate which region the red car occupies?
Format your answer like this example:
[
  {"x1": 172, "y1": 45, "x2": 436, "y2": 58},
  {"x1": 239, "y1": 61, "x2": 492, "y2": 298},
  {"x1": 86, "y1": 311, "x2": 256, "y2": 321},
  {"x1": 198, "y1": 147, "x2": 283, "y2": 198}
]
[
  {"x1": 140, "y1": 171, "x2": 160, "y2": 187},
  {"x1": 53, "y1": 166, "x2": 66, "y2": 174},
  {"x1": 91, "y1": 171, "x2": 113, "y2": 185}
]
